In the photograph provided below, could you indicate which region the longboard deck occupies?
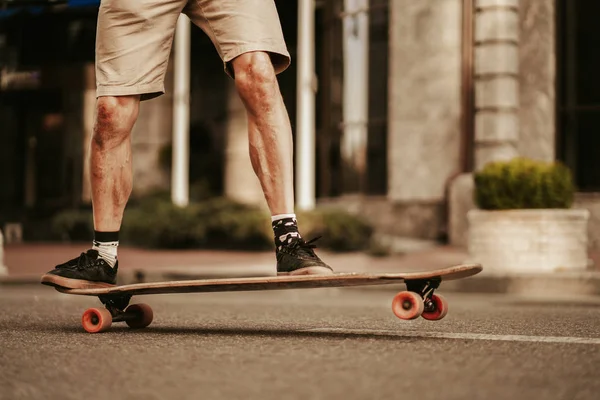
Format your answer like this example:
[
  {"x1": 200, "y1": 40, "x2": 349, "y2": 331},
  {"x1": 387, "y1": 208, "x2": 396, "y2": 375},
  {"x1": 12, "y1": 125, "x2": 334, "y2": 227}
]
[{"x1": 55, "y1": 263, "x2": 482, "y2": 297}]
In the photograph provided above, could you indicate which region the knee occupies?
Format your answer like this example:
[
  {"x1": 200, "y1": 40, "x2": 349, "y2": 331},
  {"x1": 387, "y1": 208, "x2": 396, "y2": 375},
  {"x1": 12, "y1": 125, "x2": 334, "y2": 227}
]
[
  {"x1": 232, "y1": 52, "x2": 277, "y2": 97},
  {"x1": 93, "y1": 96, "x2": 139, "y2": 149}
]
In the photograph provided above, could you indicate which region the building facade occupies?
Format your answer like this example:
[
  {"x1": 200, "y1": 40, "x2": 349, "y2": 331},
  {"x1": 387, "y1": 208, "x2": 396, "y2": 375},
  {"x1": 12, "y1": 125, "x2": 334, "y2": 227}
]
[{"x1": 1, "y1": 0, "x2": 600, "y2": 248}]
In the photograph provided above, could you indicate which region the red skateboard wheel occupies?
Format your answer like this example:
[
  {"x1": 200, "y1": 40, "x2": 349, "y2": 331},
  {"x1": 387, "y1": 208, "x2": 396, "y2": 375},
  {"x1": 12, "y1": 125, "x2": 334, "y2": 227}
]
[
  {"x1": 391, "y1": 291, "x2": 424, "y2": 320},
  {"x1": 81, "y1": 308, "x2": 113, "y2": 333}
]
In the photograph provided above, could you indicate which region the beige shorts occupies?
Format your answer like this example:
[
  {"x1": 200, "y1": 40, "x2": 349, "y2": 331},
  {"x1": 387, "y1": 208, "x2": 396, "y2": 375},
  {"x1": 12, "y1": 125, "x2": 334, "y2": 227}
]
[{"x1": 95, "y1": 0, "x2": 291, "y2": 100}]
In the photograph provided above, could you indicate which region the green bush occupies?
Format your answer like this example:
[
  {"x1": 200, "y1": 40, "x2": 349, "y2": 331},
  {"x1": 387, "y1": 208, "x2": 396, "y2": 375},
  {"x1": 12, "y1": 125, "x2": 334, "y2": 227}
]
[
  {"x1": 50, "y1": 197, "x2": 374, "y2": 252},
  {"x1": 199, "y1": 199, "x2": 273, "y2": 250},
  {"x1": 51, "y1": 209, "x2": 94, "y2": 241},
  {"x1": 474, "y1": 157, "x2": 575, "y2": 210},
  {"x1": 121, "y1": 201, "x2": 203, "y2": 249},
  {"x1": 297, "y1": 209, "x2": 374, "y2": 252}
]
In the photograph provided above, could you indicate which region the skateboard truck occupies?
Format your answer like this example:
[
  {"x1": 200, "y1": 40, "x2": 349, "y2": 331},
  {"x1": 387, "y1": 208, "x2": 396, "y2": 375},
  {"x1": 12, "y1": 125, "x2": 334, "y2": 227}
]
[
  {"x1": 81, "y1": 294, "x2": 153, "y2": 333},
  {"x1": 99, "y1": 294, "x2": 132, "y2": 315},
  {"x1": 391, "y1": 277, "x2": 448, "y2": 321},
  {"x1": 406, "y1": 277, "x2": 441, "y2": 314}
]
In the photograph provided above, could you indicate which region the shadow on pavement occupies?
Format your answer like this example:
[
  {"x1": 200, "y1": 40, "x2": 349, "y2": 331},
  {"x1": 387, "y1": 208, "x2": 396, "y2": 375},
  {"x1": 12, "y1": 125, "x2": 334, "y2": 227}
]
[{"x1": 11, "y1": 324, "x2": 428, "y2": 342}]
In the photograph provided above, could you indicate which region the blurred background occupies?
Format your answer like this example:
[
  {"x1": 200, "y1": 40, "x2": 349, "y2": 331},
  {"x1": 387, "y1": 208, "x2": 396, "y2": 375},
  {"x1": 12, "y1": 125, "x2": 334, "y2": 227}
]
[
  {"x1": 1, "y1": 3, "x2": 600, "y2": 399},
  {"x1": 0, "y1": 0, "x2": 600, "y2": 256}
]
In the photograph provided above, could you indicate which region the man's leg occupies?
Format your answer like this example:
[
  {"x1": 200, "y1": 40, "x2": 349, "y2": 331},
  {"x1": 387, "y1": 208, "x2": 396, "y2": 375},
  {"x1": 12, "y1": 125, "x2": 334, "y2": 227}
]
[
  {"x1": 230, "y1": 52, "x2": 333, "y2": 276},
  {"x1": 231, "y1": 53, "x2": 293, "y2": 215},
  {"x1": 89, "y1": 96, "x2": 139, "y2": 267},
  {"x1": 91, "y1": 96, "x2": 139, "y2": 232},
  {"x1": 41, "y1": 96, "x2": 140, "y2": 289},
  {"x1": 41, "y1": 0, "x2": 184, "y2": 289},
  {"x1": 182, "y1": 0, "x2": 333, "y2": 275}
]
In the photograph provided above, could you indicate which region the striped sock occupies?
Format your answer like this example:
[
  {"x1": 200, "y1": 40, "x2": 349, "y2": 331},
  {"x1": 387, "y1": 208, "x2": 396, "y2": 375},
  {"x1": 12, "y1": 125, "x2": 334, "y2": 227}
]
[
  {"x1": 92, "y1": 231, "x2": 119, "y2": 268},
  {"x1": 271, "y1": 214, "x2": 301, "y2": 250}
]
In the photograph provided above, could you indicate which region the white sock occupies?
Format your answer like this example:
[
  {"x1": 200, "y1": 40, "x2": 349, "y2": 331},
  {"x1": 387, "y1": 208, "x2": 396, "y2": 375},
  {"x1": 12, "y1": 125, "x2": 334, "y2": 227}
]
[
  {"x1": 271, "y1": 213, "x2": 296, "y2": 222},
  {"x1": 92, "y1": 240, "x2": 118, "y2": 268}
]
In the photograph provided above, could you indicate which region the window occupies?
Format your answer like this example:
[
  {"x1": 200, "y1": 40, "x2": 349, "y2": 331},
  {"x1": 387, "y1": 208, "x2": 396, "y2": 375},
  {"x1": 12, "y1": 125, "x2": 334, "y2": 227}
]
[{"x1": 557, "y1": 0, "x2": 600, "y2": 191}]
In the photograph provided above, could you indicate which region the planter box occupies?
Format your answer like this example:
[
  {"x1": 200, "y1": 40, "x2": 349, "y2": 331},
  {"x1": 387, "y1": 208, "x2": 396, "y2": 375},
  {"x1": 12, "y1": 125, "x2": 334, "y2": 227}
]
[{"x1": 467, "y1": 209, "x2": 590, "y2": 273}]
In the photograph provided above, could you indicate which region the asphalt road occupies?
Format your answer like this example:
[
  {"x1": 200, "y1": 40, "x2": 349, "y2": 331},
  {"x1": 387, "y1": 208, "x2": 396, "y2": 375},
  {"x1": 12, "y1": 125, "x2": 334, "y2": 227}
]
[{"x1": 1, "y1": 285, "x2": 599, "y2": 400}]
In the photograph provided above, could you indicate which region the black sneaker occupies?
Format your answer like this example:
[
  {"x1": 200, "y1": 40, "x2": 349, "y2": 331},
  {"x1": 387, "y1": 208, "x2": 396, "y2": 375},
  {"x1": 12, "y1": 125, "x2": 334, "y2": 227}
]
[
  {"x1": 40, "y1": 249, "x2": 117, "y2": 289},
  {"x1": 276, "y1": 237, "x2": 334, "y2": 276}
]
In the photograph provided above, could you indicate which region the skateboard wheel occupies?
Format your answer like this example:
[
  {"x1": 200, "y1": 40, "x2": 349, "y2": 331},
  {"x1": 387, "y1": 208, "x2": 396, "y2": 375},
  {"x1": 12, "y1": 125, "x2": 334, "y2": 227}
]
[
  {"x1": 125, "y1": 303, "x2": 153, "y2": 329},
  {"x1": 82, "y1": 308, "x2": 113, "y2": 333},
  {"x1": 421, "y1": 294, "x2": 449, "y2": 321},
  {"x1": 391, "y1": 291, "x2": 424, "y2": 320}
]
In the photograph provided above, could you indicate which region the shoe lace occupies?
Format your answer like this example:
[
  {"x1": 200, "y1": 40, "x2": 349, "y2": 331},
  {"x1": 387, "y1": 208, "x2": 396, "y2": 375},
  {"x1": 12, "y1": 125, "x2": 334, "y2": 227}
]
[
  {"x1": 288, "y1": 236, "x2": 322, "y2": 256},
  {"x1": 57, "y1": 250, "x2": 98, "y2": 270}
]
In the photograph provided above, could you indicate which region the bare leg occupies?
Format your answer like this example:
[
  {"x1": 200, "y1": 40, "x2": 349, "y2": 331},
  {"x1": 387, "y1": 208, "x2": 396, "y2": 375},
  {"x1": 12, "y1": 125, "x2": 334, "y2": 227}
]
[
  {"x1": 231, "y1": 52, "x2": 294, "y2": 215},
  {"x1": 91, "y1": 96, "x2": 140, "y2": 231},
  {"x1": 230, "y1": 52, "x2": 332, "y2": 276},
  {"x1": 41, "y1": 95, "x2": 140, "y2": 288}
]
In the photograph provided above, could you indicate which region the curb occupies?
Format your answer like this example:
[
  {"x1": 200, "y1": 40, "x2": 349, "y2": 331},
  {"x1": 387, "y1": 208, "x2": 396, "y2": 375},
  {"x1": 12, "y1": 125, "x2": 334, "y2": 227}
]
[{"x1": 2, "y1": 267, "x2": 600, "y2": 297}]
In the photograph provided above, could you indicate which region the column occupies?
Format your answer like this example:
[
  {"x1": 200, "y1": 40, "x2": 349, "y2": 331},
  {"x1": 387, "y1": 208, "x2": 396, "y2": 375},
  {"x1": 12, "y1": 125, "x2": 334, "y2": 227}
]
[
  {"x1": 171, "y1": 15, "x2": 191, "y2": 207},
  {"x1": 473, "y1": 0, "x2": 520, "y2": 169},
  {"x1": 388, "y1": 0, "x2": 463, "y2": 202},
  {"x1": 518, "y1": 0, "x2": 555, "y2": 161},
  {"x1": 295, "y1": 0, "x2": 317, "y2": 210},
  {"x1": 341, "y1": 0, "x2": 369, "y2": 193}
]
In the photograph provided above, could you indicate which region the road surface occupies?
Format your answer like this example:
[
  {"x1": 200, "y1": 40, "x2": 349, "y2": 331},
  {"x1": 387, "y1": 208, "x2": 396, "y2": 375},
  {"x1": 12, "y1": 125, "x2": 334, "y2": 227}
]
[{"x1": 1, "y1": 285, "x2": 599, "y2": 400}]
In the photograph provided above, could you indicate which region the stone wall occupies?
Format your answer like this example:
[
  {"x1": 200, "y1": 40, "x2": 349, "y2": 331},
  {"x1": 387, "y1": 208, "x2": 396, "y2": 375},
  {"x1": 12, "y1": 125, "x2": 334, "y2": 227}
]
[
  {"x1": 574, "y1": 194, "x2": 600, "y2": 251},
  {"x1": 473, "y1": 0, "x2": 520, "y2": 169},
  {"x1": 448, "y1": 173, "x2": 475, "y2": 246},
  {"x1": 387, "y1": 0, "x2": 463, "y2": 203},
  {"x1": 518, "y1": 0, "x2": 556, "y2": 161},
  {"x1": 318, "y1": 195, "x2": 445, "y2": 241},
  {"x1": 387, "y1": 0, "x2": 462, "y2": 239},
  {"x1": 467, "y1": 209, "x2": 590, "y2": 273},
  {"x1": 473, "y1": 0, "x2": 557, "y2": 163}
]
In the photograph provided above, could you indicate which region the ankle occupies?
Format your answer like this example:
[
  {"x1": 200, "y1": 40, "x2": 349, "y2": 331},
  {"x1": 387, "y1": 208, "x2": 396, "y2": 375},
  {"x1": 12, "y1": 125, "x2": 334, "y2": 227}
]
[
  {"x1": 92, "y1": 230, "x2": 119, "y2": 268},
  {"x1": 272, "y1": 214, "x2": 301, "y2": 249}
]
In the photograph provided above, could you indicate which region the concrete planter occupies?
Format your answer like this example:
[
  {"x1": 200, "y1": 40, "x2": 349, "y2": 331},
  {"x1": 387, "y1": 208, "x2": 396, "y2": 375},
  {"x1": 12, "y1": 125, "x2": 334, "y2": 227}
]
[{"x1": 467, "y1": 209, "x2": 590, "y2": 273}]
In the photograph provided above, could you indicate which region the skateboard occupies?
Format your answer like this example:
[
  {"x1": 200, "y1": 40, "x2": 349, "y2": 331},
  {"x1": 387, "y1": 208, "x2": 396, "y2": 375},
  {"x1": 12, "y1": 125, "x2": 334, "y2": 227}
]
[{"x1": 49, "y1": 263, "x2": 482, "y2": 333}]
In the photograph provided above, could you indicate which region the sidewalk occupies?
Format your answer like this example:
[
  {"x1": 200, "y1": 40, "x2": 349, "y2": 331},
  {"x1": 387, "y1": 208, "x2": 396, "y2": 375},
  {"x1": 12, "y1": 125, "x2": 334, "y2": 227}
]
[
  {"x1": 2, "y1": 242, "x2": 469, "y2": 279},
  {"x1": 2, "y1": 243, "x2": 600, "y2": 297}
]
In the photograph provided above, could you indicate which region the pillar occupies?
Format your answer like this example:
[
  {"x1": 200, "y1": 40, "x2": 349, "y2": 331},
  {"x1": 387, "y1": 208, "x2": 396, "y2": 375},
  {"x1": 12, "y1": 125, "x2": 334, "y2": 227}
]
[
  {"x1": 341, "y1": 0, "x2": 369, "y2": 193},
  {"x1": 171, "y1": 15, "x2": 191, "y2": 207},
  {"x1": 474, "y1": 0, "x2": 520, "y2": 169},
  {"x1": 295, "y1": 0, "x2": 317, "y2": 211}
]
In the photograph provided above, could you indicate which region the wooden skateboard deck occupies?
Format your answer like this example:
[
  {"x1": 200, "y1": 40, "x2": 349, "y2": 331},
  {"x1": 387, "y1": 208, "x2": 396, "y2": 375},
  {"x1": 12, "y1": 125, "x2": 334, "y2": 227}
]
[
  {"x1": 56, "y1": 263, "x2": 482, "y2": 296},
  {"x1": 51, "y1": 263, "x2": 483, "y2": 333}
]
